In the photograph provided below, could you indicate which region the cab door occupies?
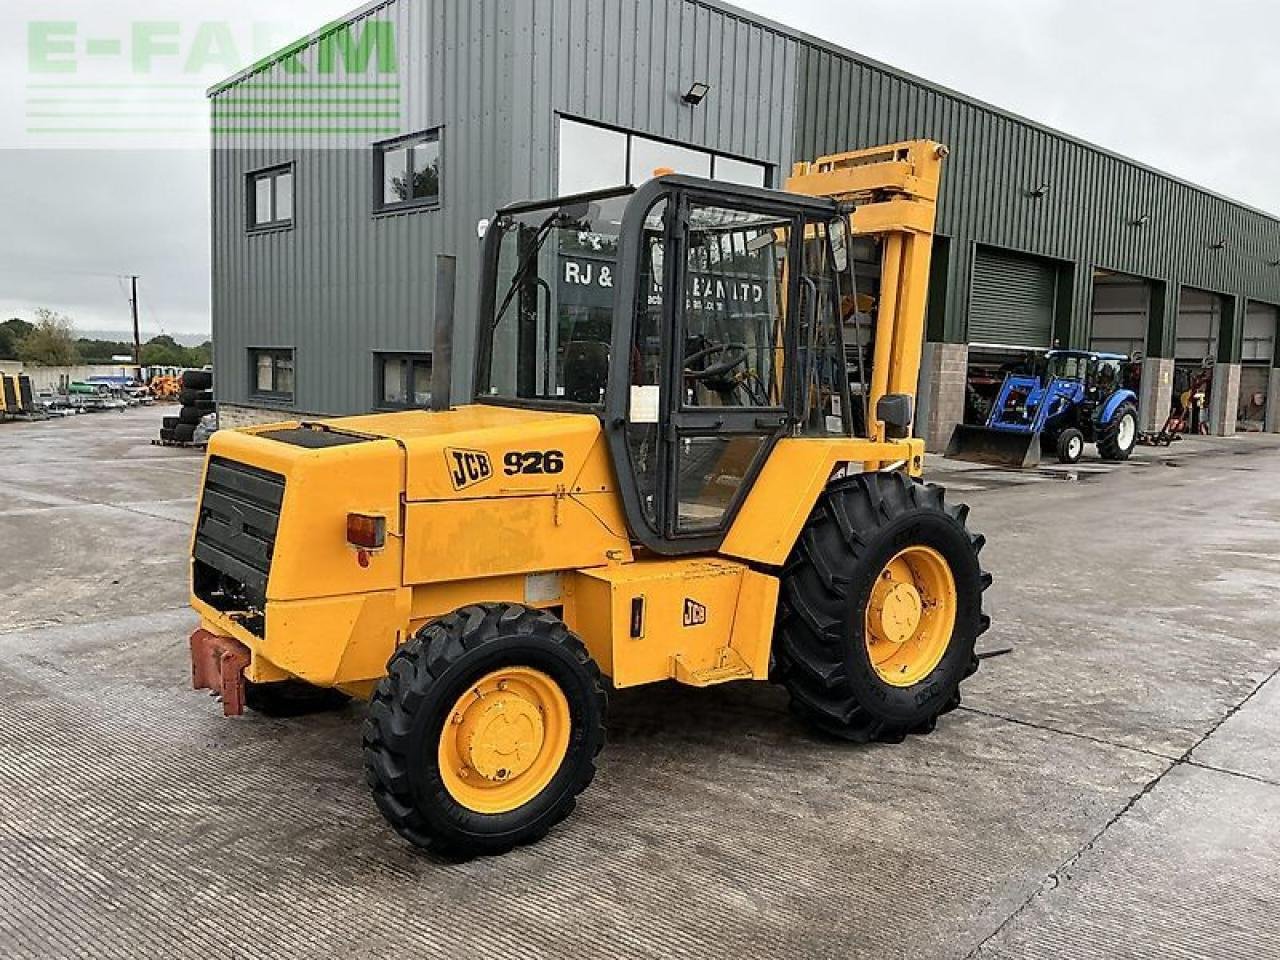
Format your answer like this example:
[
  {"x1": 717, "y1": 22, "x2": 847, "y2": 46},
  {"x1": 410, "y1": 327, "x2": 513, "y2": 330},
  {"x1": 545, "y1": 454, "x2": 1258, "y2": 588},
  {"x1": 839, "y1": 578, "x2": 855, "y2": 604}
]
[
  {"x1": 661, "y1": 194, "x2": 801, "y2": 544},
  {"x1": 605, "y1": 177, "x2": 843, "y2": 556}
]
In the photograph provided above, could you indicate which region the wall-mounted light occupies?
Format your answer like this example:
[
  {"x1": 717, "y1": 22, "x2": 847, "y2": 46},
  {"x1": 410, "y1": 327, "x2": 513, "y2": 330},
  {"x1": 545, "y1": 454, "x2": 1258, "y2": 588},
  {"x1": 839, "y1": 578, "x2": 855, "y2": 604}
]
[
  {"x1": 1028, "y1": 182, "x2": 1050, "y2": 199},
  {"x1": 1131, "y1": 214, "x2": 1150, "y2": 227},
  {"x1": 1209, "y1": 239, "x2": 1227, "y2": 250},
  {"x1": 476, "y1": 218, "x2": 490, "y2": 239},
  {"x1": 682, "y1": 82, "x2": 711, "y2": 105}
]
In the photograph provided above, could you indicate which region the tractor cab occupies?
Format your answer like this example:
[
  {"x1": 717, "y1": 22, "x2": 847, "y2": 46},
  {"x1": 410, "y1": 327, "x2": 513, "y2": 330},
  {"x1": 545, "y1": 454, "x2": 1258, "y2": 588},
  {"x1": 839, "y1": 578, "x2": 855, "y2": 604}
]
[
  {"x1": 474, "y1": 176, "x2": 859, "y2": 553},
  {"x1": 1043, "y1": 349, "x2": 1127, "y2": 401}
]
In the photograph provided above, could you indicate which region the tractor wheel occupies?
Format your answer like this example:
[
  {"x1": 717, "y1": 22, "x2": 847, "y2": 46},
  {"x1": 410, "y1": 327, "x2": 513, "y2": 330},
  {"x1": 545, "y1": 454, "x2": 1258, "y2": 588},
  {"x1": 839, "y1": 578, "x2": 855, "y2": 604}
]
[
  {"x1": 773, "y1": 472, "x2": 990, "y2": 743},
  {"x1": 179, "y1": 388, "x2": 214, "y2": 407},
  {"x1": 1056, "y1": 427, "x2": 1085, "y2": 464},
  {"x1": 181, "y1": 369, "x2": 213, "y2": 391},
  {"x1": 245, "y1": 679, "x2": 351, "y2": 717},
  {"x1": 1097, "y1": 401, "x2": 1139, "y2": 461},
  {"x1": 177, "y1": 404, "x2": 206, "y2": 426},
  {"x1": 363, "y1": 603, "x2": 606, "y2": 858}
]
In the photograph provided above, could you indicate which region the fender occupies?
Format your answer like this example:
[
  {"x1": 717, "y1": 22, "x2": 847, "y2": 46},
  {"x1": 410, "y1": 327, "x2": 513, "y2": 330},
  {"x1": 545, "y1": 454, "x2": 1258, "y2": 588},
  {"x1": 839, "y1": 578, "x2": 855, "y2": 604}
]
[{"x1": 1098, "y1": 388, "x2": 1138, "y2": 425}]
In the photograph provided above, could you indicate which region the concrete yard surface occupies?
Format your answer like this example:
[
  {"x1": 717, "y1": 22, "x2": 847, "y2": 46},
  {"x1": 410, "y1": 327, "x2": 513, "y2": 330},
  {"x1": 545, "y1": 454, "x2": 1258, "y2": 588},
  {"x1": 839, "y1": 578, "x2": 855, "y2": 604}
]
[{"x1": 1, "y1": 407, "x2": 1279, "y2": 959}]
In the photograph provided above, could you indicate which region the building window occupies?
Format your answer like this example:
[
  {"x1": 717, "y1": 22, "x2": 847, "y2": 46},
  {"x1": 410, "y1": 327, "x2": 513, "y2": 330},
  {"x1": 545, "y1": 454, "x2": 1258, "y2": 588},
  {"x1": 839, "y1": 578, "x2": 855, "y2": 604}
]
[
  {"x1": 250, "y1": 348, "x2": 295, "y2": 401},
  {"x1": 629, "y1": 134, "x2": 711, "y2": 183},
  {"x1": 376, "y1": 130, "x2": 441, "y2": 212},
  {"x1": 558, "y1": 120, "x2": 628, "y2": 194},
  {"x1": 376, "y1": 352, "x2": 432, "y2": 408},
  {"x1": 557, "y1": 117, "x2": 770, "y2": 194},
  {"x1": 247, "y1": 165, "x2": 293, "y2": 230}
]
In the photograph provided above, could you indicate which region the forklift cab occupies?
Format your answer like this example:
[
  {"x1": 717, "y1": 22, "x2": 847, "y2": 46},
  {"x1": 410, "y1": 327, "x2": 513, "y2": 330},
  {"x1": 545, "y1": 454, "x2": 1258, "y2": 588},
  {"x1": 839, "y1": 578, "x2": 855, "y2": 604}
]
[{"x1": 475, "y1": 176, "x2": 860, "y2": 554}]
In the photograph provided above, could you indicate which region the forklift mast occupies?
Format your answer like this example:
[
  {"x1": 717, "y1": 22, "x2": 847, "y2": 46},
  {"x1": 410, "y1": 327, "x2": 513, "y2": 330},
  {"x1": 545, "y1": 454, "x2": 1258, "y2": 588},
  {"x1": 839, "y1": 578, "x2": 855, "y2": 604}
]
[{"x1": 786, "y1": 140, "x2": 948, "y2": 443}]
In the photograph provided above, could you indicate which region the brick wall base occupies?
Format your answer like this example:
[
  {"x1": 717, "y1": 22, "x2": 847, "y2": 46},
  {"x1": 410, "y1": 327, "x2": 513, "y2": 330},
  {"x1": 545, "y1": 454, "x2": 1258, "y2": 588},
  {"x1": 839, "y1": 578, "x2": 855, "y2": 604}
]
[
  {"x1": 916, "y1": 341, "x2": 968, "y2": 453},
  {"x1": 1208, "y1": 363, "x2": 1241, "y2": 437},
  {"x1": 1137, "y1": 357, "x2": 1174, "y2": 433},
  {"x1": 216, "y1": 403, "x2": 316, "y2": 429},
  {"x1": 1268, "y1": 369, "x2": 1280, "y2": 434}
]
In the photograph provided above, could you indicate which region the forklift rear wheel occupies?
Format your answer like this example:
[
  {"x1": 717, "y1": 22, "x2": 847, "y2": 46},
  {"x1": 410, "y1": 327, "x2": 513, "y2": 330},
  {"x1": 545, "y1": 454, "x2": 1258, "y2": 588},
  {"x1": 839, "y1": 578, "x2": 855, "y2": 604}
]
[
  {"x1": 1055, "y1": 427, "x2": 1084, "y2": 464},
  {"x1": 773, "y1": 472, "x2": 990, "y2": 743},
  {"x1": 363, "y1": 603, "x2": 606, "y2": 858},
  {"x1": 1097, "y1": 402, "x2": 1139, "y2": 461}
]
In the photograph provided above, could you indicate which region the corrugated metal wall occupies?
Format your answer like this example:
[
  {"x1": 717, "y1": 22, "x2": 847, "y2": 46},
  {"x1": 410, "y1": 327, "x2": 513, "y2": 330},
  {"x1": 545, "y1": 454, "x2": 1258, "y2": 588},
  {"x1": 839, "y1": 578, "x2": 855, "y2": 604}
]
[
  {"x1": 212, "y1": 0, "x2": 515, "y2": 413},
  {"x1": 212, "y1": 0, "x2": 1280, "y2": 415},
  {"x1": 212, "y1": 0, "x2": 797, "y2": 413},
  {"x1": 793, "y1": 43, "x2": 1280, "y2": 358}
]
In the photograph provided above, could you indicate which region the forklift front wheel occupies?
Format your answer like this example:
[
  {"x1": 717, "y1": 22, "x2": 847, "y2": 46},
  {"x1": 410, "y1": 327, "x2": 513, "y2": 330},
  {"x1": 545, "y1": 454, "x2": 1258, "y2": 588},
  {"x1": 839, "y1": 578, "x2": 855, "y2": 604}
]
[
  {"x1": 363, "y1": 604, "x2": 606, "y2": 858},
  {"x1": 774, "y1": 472, "x2": 990, "y2": 743}
]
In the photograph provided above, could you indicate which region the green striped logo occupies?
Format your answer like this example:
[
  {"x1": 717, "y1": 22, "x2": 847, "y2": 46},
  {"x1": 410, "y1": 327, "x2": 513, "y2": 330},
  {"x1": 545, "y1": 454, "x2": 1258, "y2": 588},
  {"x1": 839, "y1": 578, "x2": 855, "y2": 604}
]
[{"x1": 21, "y1": 18, "x2": 402, "y2": 145}]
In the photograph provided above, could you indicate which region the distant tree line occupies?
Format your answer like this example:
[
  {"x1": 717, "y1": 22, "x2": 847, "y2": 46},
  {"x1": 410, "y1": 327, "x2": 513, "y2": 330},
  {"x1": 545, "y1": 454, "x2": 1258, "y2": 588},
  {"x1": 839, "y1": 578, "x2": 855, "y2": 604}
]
[{"x1": 0, "y1": 310, "x2": 211, "y2": 368}]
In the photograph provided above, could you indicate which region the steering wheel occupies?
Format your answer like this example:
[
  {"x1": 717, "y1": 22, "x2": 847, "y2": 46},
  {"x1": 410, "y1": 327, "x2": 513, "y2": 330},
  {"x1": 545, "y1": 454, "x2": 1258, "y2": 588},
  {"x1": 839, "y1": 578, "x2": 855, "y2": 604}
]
[{"x1": 683, "y1": 342, "x2": 749, "y2": 381}]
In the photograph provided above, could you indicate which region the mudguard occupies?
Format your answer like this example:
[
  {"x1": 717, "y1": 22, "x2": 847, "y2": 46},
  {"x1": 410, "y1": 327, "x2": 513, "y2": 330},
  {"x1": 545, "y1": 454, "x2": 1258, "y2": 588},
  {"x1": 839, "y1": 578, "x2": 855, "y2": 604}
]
[{"x1": 1098, "y1": 389, "x2": 1138, "y2": 425}]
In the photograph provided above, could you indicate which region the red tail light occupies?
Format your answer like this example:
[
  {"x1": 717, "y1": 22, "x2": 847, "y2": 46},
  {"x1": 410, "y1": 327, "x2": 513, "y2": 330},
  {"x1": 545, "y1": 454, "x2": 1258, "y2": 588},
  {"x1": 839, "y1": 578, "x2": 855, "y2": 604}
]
[{"x1": 346, "y1": 513, "x2": 387, "y2": 550}]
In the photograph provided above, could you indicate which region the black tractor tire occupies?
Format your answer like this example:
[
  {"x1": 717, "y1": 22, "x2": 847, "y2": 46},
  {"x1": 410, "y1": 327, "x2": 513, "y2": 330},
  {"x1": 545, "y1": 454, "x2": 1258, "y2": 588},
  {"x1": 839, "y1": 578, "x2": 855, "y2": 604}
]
[
  {"x1": 363, "y1": 603, "x2": 607, "y2": 858},
  {"x1": 773, "y1": 472, "x2": 990, "y2": 743},
  {"x1": 1055, "y1": 427, "x2": 1085, "y2": 464},
  {"x1": 177, "y1": 404, "x2": 205, "y2": 426},
  {"x1": 162, "y1": 415, "x2": 179, "y2": 429},
  {"x1": 181, "y1": 369, "x2": 213, "y2": 391},
  {"x1": 173, "y1": 422, "x2": 197, "y2": 443},
  {"x1": 245, "y1": 679, "x2": 351, "y2": 717},
  {"x1": 179, "y1": 388, "x2": 214, "y2": 407},
  {"x1": 1097, "y1": 401, "x2": 1139, "y2": 461}
]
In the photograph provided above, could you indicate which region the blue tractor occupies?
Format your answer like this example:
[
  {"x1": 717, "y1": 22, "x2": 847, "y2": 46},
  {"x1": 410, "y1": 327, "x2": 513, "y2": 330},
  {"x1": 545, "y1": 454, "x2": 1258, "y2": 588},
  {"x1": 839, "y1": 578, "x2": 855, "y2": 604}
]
[{"x1": 947, "y1": 350, "x2": 1140, "y2": 468}]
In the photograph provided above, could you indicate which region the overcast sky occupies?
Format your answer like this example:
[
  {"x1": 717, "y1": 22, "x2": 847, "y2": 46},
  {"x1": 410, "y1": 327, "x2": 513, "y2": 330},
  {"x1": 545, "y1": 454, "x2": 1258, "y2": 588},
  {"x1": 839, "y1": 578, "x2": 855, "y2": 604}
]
[{"x1": 1, "y1": 0, "x2": 1277, "y2": 337}]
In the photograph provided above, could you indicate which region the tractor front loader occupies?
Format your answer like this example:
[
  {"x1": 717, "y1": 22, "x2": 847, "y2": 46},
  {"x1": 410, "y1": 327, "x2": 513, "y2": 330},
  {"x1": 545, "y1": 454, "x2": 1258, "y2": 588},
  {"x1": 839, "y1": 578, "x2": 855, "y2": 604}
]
[{"x1": 188, "y1": 140, "x2": 991, "y2": 856}]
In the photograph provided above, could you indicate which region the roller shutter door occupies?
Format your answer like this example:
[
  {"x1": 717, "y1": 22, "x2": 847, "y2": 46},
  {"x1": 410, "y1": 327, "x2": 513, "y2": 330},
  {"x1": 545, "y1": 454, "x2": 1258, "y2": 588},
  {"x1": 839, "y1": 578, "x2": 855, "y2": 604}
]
[
  {"x1": 968, "y1": 247, "x2": 1057, "y2": 348},
  {"x1": 1243, "y1": 302, "x2": 1277, "y2": 363}
]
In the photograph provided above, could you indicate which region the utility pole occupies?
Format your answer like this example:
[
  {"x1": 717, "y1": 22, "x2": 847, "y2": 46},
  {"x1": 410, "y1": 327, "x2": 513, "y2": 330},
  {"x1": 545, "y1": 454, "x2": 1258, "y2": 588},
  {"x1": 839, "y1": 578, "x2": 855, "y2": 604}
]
[{"x1": 129, "y1": 275, "x2": 141, "y2": 367}]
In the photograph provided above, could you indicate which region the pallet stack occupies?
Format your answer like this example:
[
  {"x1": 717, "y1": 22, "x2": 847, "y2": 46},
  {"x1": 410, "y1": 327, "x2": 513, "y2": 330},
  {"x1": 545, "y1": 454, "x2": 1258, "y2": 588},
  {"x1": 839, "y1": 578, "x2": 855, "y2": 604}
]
[{"x1": 160, "y1": 370, "x2": 214, "y2": 445}]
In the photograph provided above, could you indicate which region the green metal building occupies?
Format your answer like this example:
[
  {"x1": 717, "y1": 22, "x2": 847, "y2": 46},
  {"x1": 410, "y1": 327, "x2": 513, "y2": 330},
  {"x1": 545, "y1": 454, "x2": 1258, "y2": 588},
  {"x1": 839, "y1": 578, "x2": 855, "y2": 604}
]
[{"x1": 210, "y1": 0, "x2": 1280, "y2": 447}]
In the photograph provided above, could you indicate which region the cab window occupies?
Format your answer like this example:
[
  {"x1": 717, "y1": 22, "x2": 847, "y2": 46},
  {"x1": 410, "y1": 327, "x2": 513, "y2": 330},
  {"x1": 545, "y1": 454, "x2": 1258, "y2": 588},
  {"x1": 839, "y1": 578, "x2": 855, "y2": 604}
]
[{"x1": 479, "y1": 191, "x2": 630, "y2": 404}]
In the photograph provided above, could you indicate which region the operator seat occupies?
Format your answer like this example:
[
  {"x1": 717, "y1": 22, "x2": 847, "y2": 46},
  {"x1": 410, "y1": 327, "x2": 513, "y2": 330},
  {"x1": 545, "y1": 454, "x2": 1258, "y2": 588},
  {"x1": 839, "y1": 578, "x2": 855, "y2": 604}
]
[{"x1": 562, "y1": 340, "x2": 610, "y2": 404}]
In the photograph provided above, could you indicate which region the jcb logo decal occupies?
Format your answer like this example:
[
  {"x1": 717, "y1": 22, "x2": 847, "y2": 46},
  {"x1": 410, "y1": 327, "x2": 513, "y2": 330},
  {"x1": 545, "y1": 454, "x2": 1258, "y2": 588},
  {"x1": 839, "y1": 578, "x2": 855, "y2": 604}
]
[
  {"x1": 446, "y1": 448, "x2": 492, "y2": 491},
  {"x1": 683, "y1": 598, "x2": 707, "y2": 628}
]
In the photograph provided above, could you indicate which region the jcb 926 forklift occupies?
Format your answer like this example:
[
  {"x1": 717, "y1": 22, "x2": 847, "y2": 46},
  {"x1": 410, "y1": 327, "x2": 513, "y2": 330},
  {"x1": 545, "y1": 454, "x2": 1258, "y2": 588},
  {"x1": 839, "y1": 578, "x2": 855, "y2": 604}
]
[{"x1": 189, "y1": 140, "x2": 991, "y2": 856}]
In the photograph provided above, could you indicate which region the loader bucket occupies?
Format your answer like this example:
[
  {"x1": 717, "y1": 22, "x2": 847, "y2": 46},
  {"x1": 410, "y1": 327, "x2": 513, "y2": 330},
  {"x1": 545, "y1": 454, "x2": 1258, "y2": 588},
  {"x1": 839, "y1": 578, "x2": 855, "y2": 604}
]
[{"x1": 945, "y1": 424, "x2": 1042, "y2": 469}]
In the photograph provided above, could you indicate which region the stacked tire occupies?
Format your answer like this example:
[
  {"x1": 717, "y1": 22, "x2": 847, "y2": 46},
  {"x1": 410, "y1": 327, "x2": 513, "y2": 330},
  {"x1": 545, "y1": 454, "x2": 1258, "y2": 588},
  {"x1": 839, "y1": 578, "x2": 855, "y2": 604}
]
[{"x1": 160, "y1": 370, "x2": 214, "y2": 444}]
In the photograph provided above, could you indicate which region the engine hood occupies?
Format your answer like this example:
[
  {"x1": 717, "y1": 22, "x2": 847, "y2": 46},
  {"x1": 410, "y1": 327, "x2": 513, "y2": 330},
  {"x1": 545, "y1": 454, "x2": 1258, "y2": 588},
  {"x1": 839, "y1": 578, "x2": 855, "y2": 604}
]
[{"x1": 251, "y1": 403, "x2": 614, "y2": 502}]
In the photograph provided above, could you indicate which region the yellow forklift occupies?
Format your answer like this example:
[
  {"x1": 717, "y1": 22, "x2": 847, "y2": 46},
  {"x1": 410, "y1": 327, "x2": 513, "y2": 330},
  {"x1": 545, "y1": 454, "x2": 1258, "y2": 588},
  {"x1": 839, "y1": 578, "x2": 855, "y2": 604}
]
[{"x1": 188, "y1": 140, "x2": 990, "y2": 856}]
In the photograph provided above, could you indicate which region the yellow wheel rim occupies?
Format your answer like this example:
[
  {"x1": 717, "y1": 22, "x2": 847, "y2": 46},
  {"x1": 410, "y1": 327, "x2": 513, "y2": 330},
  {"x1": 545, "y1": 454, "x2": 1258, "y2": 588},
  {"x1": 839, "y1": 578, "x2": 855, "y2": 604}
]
[
  {"x1": 438, "y1": 666, "x2": 571, "y2": 815},
  {"x1": 864, "y1": 545, "x2": 958, "y2": 687}
]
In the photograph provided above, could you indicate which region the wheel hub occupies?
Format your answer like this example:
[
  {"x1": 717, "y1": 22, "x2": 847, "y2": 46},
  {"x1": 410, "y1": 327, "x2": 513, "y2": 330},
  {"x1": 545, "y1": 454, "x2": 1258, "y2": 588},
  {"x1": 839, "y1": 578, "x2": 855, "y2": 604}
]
[
  {"x1": 456, "y1": 691, "x2": 545, "y2": 782},
  {"x1": 864, "y1": 546, "x2": 959, "y2": 688},
  {"x1": 438, "y1": 666, "x2": 572, "y2": 814},
  {"x1": 870, "y1": 578, "x2": 924, "y2": 646}
]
